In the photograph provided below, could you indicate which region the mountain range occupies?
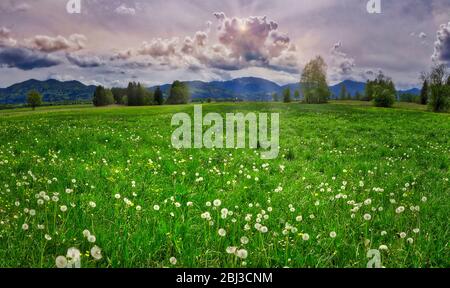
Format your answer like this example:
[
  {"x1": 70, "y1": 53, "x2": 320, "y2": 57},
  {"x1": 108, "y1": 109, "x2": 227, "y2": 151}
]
[
  {"x1": 0, "y1": 77, "x2": 420, "y2": 104},
  {"x1": 0, "y1": 79, "x2": 96, "y2": 104}
]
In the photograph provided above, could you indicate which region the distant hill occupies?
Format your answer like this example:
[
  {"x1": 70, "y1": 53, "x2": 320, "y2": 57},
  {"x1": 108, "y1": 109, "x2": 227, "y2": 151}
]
[
  {"x1": 0, "y1": 79, "x2": 96, "y2": 104},
  {"x1": 330, "y1": 80, "x2": 367, "y2": 99},
  {"x1": 152, "y1": 77, "x2": 282, "y2": 101},
  {"x1": 397, "y1": 88, "x2": 421, "y2": 96},
  {"x1": 1, "y1": 77, "x2": 420, "y2": 104}
]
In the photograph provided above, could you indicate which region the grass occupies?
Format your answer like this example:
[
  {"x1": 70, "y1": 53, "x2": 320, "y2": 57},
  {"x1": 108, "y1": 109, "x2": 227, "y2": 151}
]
[{"x1": 0, "y1": 101, "x2": 448, "y2": 268}]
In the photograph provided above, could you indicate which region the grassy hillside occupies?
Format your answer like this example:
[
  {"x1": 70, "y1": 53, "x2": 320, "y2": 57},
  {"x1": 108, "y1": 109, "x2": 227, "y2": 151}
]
[{"x1": 0, "y1": 102, "x2": 448, "y2": 268}]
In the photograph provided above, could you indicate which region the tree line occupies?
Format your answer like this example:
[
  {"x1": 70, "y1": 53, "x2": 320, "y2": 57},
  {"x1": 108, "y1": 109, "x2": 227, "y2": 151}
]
[{"x1": 93, "y1": 81, "x2": 190, "y2": 107}]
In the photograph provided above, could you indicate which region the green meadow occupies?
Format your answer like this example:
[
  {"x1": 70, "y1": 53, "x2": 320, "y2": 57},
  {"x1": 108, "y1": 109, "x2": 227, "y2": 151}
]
[{"x1": 0, "y1": 102, "x2": 448, "y2": 268}]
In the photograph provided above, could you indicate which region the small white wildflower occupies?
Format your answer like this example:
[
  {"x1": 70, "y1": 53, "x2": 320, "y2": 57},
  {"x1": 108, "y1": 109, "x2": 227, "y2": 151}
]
[
  {"x1": 236, "y1": 249, "x2": 248, "y2": 259},
  {"x1": 218, "y1": 228, "x2": 227, "y2": 237},
  {"x1": 169, "y1": 257, "x2": 177, "y2": 265},
  {"x1": 87, "y1": 235, "x2": 96, "y2": 243},
  {"x1": 90, "y1": 246, "x2": 102, "y2": 260},
  {"x1": 55, "y1": 256, "x2": 68, "y2": 268}
]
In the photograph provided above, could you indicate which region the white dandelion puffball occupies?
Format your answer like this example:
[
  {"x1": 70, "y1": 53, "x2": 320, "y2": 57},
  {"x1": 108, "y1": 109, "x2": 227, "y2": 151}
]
[
  {"x1": 90, "y1": 246, "x2": 102, "y2": 260},
  {"x1": 45, "y1": 234, "x2": 52, "y2": 241},
  {"x1": 218, "y1": 228, "x2": 227, "y2": 237},
  {"x1": 83, "y1": 229, "x2": 91, "y2": 238},
  {"x1": 213, "y1": 199, "x2": 222, "y2": 207},
  {"x1": 407, "y1": 238, "x2": 414, "y2": 244},
  {"x1": 136, "y1": 205, "x2": 142, "y2": 211},
  {"x1": 400, "y1": 232, "x2": 407, "y2": 239},
  {"x1": 55, "y1": 256, "x2": 68, "y2": 268},
  {"x1": 379, "y1": 245, "x2": 389, "y2": 251},
  {"x1": 22, "y1": 223, "x2": 29, "y2": 231},
  {"x1": 330, "y1": 231, "x2": 337, "y2": 238},
  {"x1": 60, "y1": 205, "x2": 68, "y2": 212},
  {"x1": 396, "y1": 206, "x2": 405, "y2": 214},
  {"x1": 89, "y1": 201, "x2": 96, "y2": 208},
  {"x1": 226, "y1": 246, "x2": 238, "y2": 254},
  {"x1": 114, "y1": 194, "x2": 121, "y2": 199},
  {"x1": 153, "y1": 205, "x2": 160, "y2": 211},
  {"x1": 88, "y1": 235, "x2": 96, "y2": 243},
  {"x1": 236, "y1": 249, "x2": 248, "y2": 259},
  {"x1": 240, "y1": 236, "x2": 249, "y2": 245},
  {"x1": 364, "y1": 214, "x2": 372, "y2": 221},
  {"x1": 66, "y1": 247, "x2": 81, "y2": 260},
  {"x1": 302, "y1": 233, "x2": 310, "y2": 241},
  {"x1": 169, "y1": 257, "x2": 177, "y2": 265}
]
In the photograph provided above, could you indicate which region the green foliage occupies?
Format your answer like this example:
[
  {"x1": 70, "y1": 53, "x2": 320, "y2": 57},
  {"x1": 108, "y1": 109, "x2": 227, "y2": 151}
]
[
  {"x1": 166, "y1": 81, "x2": 190, "y2": 105},
  {"x1": 301, "y1": 56, "x2": 330, "y2": 104},
  {"x1": 399, "y1": 93, "x2": 419, "y2": 103},
  {"x1": 420, "y1": 80, "x2": 429, "y2": 105},
  {"x1": 111, "y1": 88, "x2": 127, "y2": 105},
  {"x1": 154, "y1": 86, "x2": 164, "y2": 105},
  {"x1": 364, "y1": 80, "x2": 374, "y2": 101},
  {"x1": 283, "y1": 88, "x2": 292, "y2": 103},
  {"x1": 373, "y1": 87, "x2": 395, "y2": 107},
  {"x1": 127, "y1": 82, "x2": 153, "y2": 106},
  {"x1": 427, "y1": 64, "x2": 450, "y2": 112},
  {"x1": 27, "y1": 90, "x2": 42, "y2": 110},
  {"x1": 366, "y1": 72, "x2": 396, "y2": 107},
  {"x1": 93, "y1": 86, "x2": 114, "y2": 107},
  {"x1": 355, "y1": 91, "x2": 362, "y2": 101},
  {"x1": 429, "y1": 84, "x2": 450, "y2": 112}
]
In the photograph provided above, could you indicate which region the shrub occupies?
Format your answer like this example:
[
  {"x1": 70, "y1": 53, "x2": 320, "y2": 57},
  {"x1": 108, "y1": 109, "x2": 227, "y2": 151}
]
[{"x1": 373, "y1": 87, "x2": 395, "y2": 108}]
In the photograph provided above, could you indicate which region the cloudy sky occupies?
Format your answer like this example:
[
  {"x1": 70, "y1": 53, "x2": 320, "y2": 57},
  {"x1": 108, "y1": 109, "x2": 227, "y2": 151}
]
[{"x1": 0, "y1": 0, "x2": 449, "y2": 89}]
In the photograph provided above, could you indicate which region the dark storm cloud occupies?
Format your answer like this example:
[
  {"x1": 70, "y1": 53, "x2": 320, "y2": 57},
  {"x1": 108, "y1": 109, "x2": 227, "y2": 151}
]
[
  {"x1": 66, "y1": 53, "x2": 104, "y2": 68},
  {"x1": 0, "y1": 47, "x2": 61, "y2": 70}
]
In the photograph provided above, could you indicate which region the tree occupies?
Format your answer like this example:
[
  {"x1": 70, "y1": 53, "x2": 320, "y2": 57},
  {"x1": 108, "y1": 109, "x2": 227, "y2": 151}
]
[
  {"x1": 111, "y1": 88, "x2": 127, "y2": 104},
  {"x1": 126, "y1": 82, "x2": 153, "y2": 106},
  {"x1": 166, "y1": 81, "x2": 190, "y2": 105},
  {"x1": 355, "y1": 91, "x2": 362, "y2": 101},
  {"x1": 300, "y1": 56, "x2": 331, "y2": 104},
  {"x1": 447, "y1": 76, "x2": 450, "y2": 86},
  {"x1": 373, "y1": 86, "x2": 395, "y2": 107},
  {"x1": 93, "y1": 86, "x2": 114, "y2": 107},
  {"x1": 339, "y1": 85, "x2": 347, "y2": 100},
  {"x1": 428, "y1": 64, "x2": 450, "y2": 112},
  {"x1": 364, "y1": 72, "x2": 396, "y2": 107},
  {"x1": 283, "y1": 88, "x2": 292, "y2": 103},
  {"x1": 154, "y1": 86, "x2": 164, "y2": 105},
  {"x1": 364, "y1": 80, "x2": 374, "y2": 101},
  {"x1": 27, "y1": 90, "x2": 42, "y2": 110},
  {"x1": 420, "y1": 80, "x2": 429, "y2": 105}
]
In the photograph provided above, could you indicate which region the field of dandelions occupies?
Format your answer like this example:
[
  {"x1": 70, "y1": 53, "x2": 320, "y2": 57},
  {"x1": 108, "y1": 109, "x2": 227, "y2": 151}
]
[{"x1": 0, "y1": 102, "x2": 448, "y2": 268}]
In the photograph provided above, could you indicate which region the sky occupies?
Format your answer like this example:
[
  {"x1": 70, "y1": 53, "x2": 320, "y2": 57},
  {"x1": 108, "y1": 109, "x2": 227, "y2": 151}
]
[{"x1": 0, "y1": 0, "x2": 449, "y2": 89}]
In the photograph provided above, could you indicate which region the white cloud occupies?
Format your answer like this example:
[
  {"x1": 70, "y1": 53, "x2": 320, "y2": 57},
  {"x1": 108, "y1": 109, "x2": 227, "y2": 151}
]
[
  {"x1": 0, "y1": 27, "x2": 17, "y2": 47},
  {"x1": 115, "y1": 4, "x2": 136, "y2": 15},
  {"x1": 25, "y1": 34, "x2": 87, "y2": 53},
  {"x1": 432, "y1": 22, "x2": 450, "y2": 63},
  {"x1": 114, "y1": 13, "x2": 299, "y2": 73}
]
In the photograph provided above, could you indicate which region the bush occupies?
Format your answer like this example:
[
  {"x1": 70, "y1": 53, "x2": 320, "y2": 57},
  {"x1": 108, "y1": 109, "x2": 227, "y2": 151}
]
[
  {"x1": 429, "y1": 84, "x2": 450, "y2": 112},
  {"x1": 373, "y1": 87, "x2": 395, "y2": 108}
]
